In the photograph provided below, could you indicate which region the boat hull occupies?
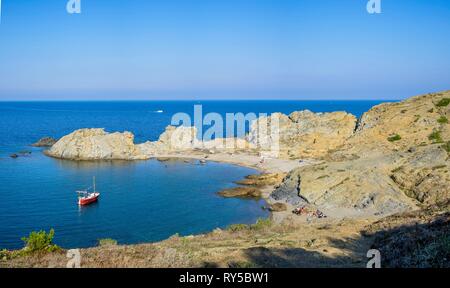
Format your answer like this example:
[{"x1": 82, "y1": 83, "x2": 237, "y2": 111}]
[{"x1": 78, "y1": 193, "x2": 100, "y2": 206}]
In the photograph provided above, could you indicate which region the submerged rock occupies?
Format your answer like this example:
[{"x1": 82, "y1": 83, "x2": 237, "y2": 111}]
[{"x1": 32, "y1": 137, "x2": 57, "y2": 147}]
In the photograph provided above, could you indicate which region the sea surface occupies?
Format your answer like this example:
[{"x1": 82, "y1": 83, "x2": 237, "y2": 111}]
[{"x1": 0, "y1": 100, "x2": 388, "y2": 249}]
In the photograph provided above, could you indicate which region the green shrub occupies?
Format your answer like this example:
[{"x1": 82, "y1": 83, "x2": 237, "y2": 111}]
[
  {"x1": 21, "y1": 229, "x2": 60, "y2": 254},
  {"x1": 428, "y1": 131, "x2": 443, "y2": 143},
  {"x1": 0, "y1": 249, "x2": 11, "y2": 260},
  {"x1": 227, "y1": 224, "x2": 249, "y2": 232},
  {"x1": 387, "y1": 134, "x2": 402, "y2": 142},
  {"x1": 442, "y1": 141, "x2": 450, "y2": 153},
  {"x1": 250, "y1": 218, "x2": 272, "y2": 230},
  {"x1": 98, "y1": 238, "x2": 118, "y2": 246},
  {"x1": 436, "y1": 98, "x2": 450, "y2": 107},
  {"x1": 437, "y1": 116, "x2": 448, "y2": 124}
]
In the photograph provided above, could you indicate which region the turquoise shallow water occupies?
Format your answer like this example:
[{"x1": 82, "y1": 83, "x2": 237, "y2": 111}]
[{"x1": 0, "y1": 100, "x2": 385, "y2": 249}]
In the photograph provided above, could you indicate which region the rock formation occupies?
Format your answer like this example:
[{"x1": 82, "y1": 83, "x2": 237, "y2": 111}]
[
  {"x1": 217, "y1": 186, "x2": 261, "y2": 198},
  {"x1": 45, "y1": 128, "x2": 149, "y2": 160},
  {"x1": 247, "y1": 110, "x2": 357, "y2": 159},
  {"x1": 32, "y1": 137, "x2": 57, "y2": 147},
  {"x1": 271, "y1": 90, "x2": 450, "y2": 215}
]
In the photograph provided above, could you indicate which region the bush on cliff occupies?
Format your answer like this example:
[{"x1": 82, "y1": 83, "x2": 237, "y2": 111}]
[
  {"x1": 387, "y1": 134, "x2": 402, "y2": 142},
  {"x1": 428, "y1": 130, "x2": 443, "y2": 143},
  {"x1": 21, "y1": 229, "x2": 60, "y2": 254},
  {"x1": 437, "y1": 116, "x2": 448, "y2": 124},
  {"x1": 98, "y1": 238, "x2": 118, "y2": 246},
  {"x1": 442, "y1": 141, "x2": 450, "y2": 153},
  {"x1": 436, "y1": 98, "x2": 450, "y2": 107}
]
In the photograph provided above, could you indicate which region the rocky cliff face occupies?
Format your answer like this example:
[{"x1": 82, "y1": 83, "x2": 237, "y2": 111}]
[
  {"x1": 272, "y1": 91, "x2": 450, "y2": 215},
  {"x1": 335, "y1": 91, "x2": 450, "y2": 158},
  {"x1": 247, "y1": 110, "x2": 357, "y2": 159}
]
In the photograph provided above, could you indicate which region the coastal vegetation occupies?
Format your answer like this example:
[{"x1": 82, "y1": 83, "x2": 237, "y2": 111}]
[
  {"x1": 1, "y1": 229, "x2": 61, "y2": 261},
  {"x1": 429, "y1": 130, "x2": 443, "y2": 143},
  {"x1": 226, "y1": 218, "x2": 272, "y2": 232},
  {"x1": 98, "y1": 238, "x2": 118, "y2": 247},
  {"x1": 437, "y1": 116, "x2": 448, "y2": 124},
  {"x1": 21, "y1": 229, "x2": 60, "y2": 254},
  {"x1": 442, "y1": 141, "x2": 450, "y2": 153},
  {"x1": 436, "y1": 98, "x2": 450, "y2": 107},
  {"x1": 387, "y1": 134, "x2": 402, "y2": 142}
]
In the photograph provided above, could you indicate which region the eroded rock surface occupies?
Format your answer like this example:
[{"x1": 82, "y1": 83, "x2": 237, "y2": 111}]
[
  {"x1": 271, "y1": 91, "x2": 450, "y2": 215},
  {"x1": 45, "y1": 129, "x2": 148, "y2": 160},
  {"x1": 247, "y1": 110, "x2": 357, "y2": 159}
]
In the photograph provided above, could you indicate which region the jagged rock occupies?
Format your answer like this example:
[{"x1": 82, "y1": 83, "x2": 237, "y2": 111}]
[
  {"x1": 45, "y1": 128, "x2": 149, "y2": 160},
  {"x1": 32, "y1": 137, "x2": 57, "y2": 147},
  {"x1": 390, "y1": 145, "x2": 450, "y2": 205},
  {"x1": 247, "y1": 110, "x2": 357, "y2": 159},
  {"x1": 272, "y1": 152, "x2": 416, "y2": 215},
  {"x1": 337, "y1": 90, "x2": 450, "y2": 157},
  {"x1": 270, "y1": 172, "x2": 306, "y2": 206},
  {"x1": 235, "y1": 173, "x2": 286, "y2": 187}
]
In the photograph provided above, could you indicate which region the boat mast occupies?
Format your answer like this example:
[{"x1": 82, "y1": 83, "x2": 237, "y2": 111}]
[{"x1": 93, "y1": 176, "x2": 96, "y2": 192}]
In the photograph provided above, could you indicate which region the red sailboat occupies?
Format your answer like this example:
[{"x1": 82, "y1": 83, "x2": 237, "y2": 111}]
[{"x1": 77, "y1": 176, "x2": 100, "y2": 206}]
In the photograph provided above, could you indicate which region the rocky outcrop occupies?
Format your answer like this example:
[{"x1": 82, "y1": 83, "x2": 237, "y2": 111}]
[
  {"x1": 334, "y1": 91, "x2": 450, "y2": 158},
  {"x1": 44, "y1": 125, "x2": 253, "y2": 161},
  {"x1": 247, "y1": 110, "x2": 357, "y2": 159},
  {"x1": 45, "y1": 129, "x2": 149, "y2": 160},
  {"x1": 43, "y1": 108, "x2": 360, "y2": 161},
  {"x1": 217, "y1": 187, "x2": 261, "y2": 198},
  {"x1": 137, "y1": 125, "x2": 253, "y2": 155},
  {"x1": 271, "y1": 152, "x2": 417, "y2": 215},
  {"x1": 235, "y1": 173, "x2": 286, "y2": 187},
  {"x1": 268, "y1": 203, "x2": 287, "y2": 212},
  {"x1": 271, "y1": 91, "x2": 450, "y2": 215},
  {"x1": 32, "y1": 137, "x2": 57, "y2": 147},
  {"x1": 270, "y1": 171, "x2": 306, "y2": 206},
  {"x1": 389, "y1": 145, "x2": 450, "y2": 205}
]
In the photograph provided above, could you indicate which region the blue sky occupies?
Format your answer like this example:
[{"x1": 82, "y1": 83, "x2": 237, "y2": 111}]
[{"x1": 0, "y1": 0, "x2": 449, "y2": 100}]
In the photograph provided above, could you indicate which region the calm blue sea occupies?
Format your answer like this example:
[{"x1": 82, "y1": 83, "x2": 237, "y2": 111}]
[{"x1": 0, "y1": 100, "x2": 387, "y2": 249}]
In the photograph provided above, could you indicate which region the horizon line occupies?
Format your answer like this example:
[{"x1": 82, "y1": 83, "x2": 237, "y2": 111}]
[{"x1": 0, "y1": 98, "x2": 401, "y2": 102}]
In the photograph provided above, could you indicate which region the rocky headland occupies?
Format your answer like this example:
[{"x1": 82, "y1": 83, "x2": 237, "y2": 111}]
[{"x1": 4, "y1": 90, "x2": 449, "y2": 268}]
